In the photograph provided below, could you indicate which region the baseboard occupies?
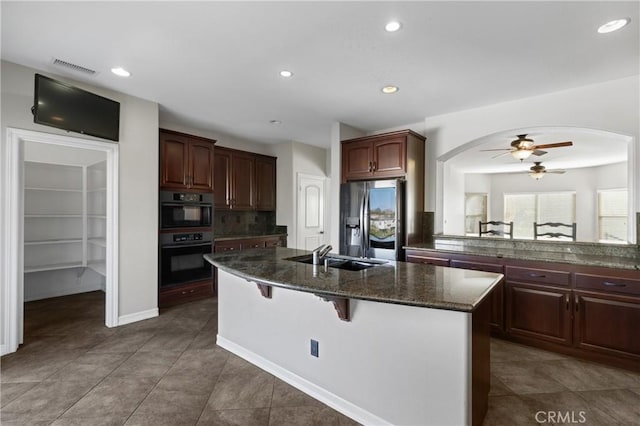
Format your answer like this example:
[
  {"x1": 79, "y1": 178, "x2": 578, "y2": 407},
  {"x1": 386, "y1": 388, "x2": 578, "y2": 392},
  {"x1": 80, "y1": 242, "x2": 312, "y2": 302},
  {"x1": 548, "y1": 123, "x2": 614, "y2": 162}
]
[
  {"x1": 216, "y1": 335, "x2": 391, "y2": 426},
  {"x1": 118, "y1": 308, "x2": 159, "y2": 326}
]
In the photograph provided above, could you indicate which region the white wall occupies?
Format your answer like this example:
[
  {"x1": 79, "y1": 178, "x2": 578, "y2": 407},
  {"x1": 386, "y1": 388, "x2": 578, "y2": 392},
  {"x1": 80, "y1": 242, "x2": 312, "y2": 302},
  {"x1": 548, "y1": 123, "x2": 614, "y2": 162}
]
[
  {"x1": 420, "y1": 75, "x2": 640, "y2": 233},
  {"x1": 1, "y1": 60, "x2": 159, "y2": 321},
  {"x1": 328, "y1": 122, "x2": 365, "y2": 249}
]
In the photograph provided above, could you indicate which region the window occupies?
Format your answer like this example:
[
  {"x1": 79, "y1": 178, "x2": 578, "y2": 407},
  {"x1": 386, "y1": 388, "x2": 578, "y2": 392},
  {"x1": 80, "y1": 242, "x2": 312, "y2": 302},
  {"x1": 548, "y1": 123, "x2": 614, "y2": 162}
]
[
  {"x1": 464, "y1": 193, "x2": 487, "y2": 236},
  {"x1": 504, "y1": 192, "x2": 576, "y2": 239},
  {"x1": 598, "y1": 189, "x2": 627, "y2": 243}
]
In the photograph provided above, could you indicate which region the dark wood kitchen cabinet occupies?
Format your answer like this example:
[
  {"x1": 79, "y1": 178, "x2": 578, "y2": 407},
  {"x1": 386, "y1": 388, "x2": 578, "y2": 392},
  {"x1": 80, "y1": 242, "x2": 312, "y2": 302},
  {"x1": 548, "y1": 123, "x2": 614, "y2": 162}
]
[
  {"x1": 341, "y1": 129, "x2": 425, "y2": 182},
  {"x1": 255, "y1": 155, "x2": 277, "y2": 211},
  {"x1": 404, "y1": 248, "x2": 640, "y2": 371},
  {"x1": 214, "y1": 147, "x2": 276, "y2": 211},
  {"x1": 159, "y1": 129, "x2": 216, "y2": 191},
  {"x1": 214, "y1": 148, "x2": 254, "y2": 210}
]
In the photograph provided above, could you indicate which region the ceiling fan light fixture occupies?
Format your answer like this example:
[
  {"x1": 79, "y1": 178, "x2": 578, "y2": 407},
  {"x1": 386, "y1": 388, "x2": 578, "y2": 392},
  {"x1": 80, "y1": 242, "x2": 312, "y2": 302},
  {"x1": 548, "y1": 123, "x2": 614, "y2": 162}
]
[
  {"x1": 511, "y1": 149, "x2": 533, "y2": 161},
  {"x1": 530, "y1": 171, "x2": 546, "y2": 180},
  {"x1": 598, "y1": 18, "x2": 630, "y2": 34}
]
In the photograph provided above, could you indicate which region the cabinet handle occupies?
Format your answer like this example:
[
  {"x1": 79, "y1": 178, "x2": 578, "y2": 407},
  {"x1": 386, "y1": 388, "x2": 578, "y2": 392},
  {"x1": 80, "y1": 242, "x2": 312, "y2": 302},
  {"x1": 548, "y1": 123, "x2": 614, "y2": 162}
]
[
  {"x1": 372, "y1": 161, "x2": 377, "y2": 171},
  {"x1": 181, "y1": 290, "x2": 187, "y2": 295},
  {"x1": 565, "y1": 294, "x2": 569, "y2": 310},
  {"x1": 602, "y1": 281, "x2": 626, "y2": 287},
  {"x1": 527, "y1": 273, "x2": 546, "y2": 278},
  {"x1": 575, "y1": 295, "x2": 579, "y2": 312},
  {"x1": 190, "y1": 289, "x2": 195, "y2": 293},
  {"x1": 368, "y1": 161, "x2": 372, "y2": 172}
]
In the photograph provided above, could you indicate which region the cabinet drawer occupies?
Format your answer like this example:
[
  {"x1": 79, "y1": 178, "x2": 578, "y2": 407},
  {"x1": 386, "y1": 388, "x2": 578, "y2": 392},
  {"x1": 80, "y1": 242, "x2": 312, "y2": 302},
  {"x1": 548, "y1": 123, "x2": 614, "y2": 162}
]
[
  {"x1": 406, "y1": 254, "x2": 450, "y2": 267},
  {"x1": 159, "y1": 280, "x2": 213, "y2": 307},
  {"x1": 264, "y1": 237, "x2": 284, "y2": 247},
  {"x1": 575, "y1": 273, "x2": 640, "y2": 297},
  {"x1": 450, "y1": 260, "x2": 503, "y2": 273},
  {"x1": 214, "y1": 242, "x2": 242, "y2": 253},
  {"x1": 506, "y1": 266, "x2": 570, "y2": 287},
  {"x1": 243, "y1": 239, "x2": 266, "y2": 250}
]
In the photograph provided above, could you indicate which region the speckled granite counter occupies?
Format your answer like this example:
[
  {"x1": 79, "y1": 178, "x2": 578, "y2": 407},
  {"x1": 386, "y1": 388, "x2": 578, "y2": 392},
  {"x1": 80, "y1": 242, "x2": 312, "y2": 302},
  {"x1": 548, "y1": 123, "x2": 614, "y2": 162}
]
[
  {"x1": 204, "y1": 247, "x2": 502, "y2": 312},
  {"x1": 406, "y1": 238, "x2": 640, "y2": 270},
  {"x1": 214, "y1": 233, "x2": 286, "y2": 242}
]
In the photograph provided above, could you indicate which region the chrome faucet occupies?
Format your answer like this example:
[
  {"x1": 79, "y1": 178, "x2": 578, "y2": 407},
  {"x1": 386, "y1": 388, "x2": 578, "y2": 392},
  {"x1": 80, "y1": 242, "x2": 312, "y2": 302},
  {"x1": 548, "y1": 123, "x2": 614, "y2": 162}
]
[{"x1": 312, "y1": 244, "x2": 333, "y2": 265}]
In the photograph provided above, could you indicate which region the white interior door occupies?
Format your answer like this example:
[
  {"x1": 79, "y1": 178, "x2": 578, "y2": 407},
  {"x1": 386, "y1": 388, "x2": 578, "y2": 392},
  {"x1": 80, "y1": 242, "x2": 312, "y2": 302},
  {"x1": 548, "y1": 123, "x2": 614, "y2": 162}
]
[{"x1": 297, "y1": 174, "x2": 325, "y2": 250}]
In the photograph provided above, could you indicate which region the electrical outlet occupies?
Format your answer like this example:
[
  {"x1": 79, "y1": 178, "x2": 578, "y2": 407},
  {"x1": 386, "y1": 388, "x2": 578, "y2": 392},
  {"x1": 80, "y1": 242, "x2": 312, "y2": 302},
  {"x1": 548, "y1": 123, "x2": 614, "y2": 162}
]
[{"x1": 310, "y1": 339, "x2": 319, "y2": 357}]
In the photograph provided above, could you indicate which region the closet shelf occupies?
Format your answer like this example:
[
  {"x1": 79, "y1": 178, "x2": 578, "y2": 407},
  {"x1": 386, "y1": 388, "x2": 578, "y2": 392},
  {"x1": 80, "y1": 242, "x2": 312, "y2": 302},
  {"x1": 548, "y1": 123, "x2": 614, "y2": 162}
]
[
  {"x1": 25, "y1": 262, "x2": 84, "y2": 273},
  {"x1": 24, "y1": 239, "x2": 82, "y2": 246},
  {"x1": 25, "y1": 214, "x2": 83, "y2": 218},
  {"x1": 88, "y1": 187, "x2": 107, "y2": 192},
  {"x1": 88, "y1": 261, "x2": 106, "y2": 276},
  {"x1": 24, "y1": 186, "x2": 82, "y2": 193},
  {"x1": 88, "y1": 238, "x2": 106, "y2": 247},
  {"x1": 88, "y1": 215, "x2": 107, "y2": 219}
]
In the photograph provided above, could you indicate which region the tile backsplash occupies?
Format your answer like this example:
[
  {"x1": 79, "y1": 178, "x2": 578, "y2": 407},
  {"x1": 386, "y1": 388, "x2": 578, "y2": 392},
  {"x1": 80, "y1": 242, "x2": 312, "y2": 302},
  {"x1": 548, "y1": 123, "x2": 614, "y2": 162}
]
[{"x1": 214, "y1": 211, "x2": 280, "y2": 236}]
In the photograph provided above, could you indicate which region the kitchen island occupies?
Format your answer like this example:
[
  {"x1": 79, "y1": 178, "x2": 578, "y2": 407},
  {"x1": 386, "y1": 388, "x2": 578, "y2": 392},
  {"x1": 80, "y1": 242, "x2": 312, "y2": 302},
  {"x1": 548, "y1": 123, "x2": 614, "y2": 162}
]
[{"x1": 204, "y1": 247, "x2": 503, "y2": 426}]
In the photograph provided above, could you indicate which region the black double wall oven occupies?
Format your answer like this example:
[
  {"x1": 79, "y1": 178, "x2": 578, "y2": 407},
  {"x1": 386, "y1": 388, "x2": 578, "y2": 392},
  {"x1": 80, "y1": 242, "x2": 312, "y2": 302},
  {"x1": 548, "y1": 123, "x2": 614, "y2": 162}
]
[{"x1": 159, "y1": 191, "x2": 213, "y2": 289}]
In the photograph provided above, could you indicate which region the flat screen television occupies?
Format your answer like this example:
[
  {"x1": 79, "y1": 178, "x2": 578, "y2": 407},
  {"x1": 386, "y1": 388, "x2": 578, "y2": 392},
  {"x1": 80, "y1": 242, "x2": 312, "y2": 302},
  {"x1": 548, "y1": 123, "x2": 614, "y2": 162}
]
[{"x1": 32, "y1": 73, "x2": 120, "y2": 141}]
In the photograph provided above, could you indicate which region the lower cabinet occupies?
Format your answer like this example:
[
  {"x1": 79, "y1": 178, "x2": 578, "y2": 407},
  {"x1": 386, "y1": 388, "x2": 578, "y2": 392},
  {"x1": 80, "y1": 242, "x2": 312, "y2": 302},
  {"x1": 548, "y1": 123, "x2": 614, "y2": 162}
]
[
  {"x1": 505, "y1": 282, "x2": 573, "y2": 346},
  {"x1": 404, "y1": 249, "x2": 640, "y2": 371},
  {"x1": 159, "y1": 280, "x2": 214, "y2": 308},
  {"x1": 573, "y1": 290, "x2": 640, "y2": 361},
  {"x1": 214, "y1": 235, "x2": 286, "y2": 253}
]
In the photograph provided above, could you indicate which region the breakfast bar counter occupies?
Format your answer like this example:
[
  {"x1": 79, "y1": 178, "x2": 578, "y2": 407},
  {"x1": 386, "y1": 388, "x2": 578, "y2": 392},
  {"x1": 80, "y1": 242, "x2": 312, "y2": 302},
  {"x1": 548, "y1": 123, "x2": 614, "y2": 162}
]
[{"x1": 205, "y1": 247, "x2": 503, "y2": 426}]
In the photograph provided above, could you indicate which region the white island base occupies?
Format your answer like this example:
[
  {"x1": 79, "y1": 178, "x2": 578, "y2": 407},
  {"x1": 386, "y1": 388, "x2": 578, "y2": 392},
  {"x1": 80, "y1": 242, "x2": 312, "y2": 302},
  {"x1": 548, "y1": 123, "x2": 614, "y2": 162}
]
[{"x1": 216, "y1": 270, "x2": 490, "y2": 426}]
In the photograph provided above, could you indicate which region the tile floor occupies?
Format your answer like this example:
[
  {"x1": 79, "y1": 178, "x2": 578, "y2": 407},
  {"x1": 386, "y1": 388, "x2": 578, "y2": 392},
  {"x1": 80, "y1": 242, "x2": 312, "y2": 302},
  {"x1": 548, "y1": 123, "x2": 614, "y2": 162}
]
[{"x1": 1, "y1": 291, "x2": 639, "y2": 425}]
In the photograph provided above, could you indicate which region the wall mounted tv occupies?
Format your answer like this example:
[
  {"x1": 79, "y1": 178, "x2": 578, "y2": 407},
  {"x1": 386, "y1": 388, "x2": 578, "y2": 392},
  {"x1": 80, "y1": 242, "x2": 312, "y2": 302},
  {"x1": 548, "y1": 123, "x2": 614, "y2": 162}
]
[{"x1": 32, "y1": 73, "x2": 120, "y2": 141}]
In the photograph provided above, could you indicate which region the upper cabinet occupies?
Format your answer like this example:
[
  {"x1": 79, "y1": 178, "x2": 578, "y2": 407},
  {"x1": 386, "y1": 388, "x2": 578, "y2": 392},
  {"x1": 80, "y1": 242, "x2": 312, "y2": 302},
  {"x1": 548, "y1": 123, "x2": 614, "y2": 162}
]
[
  {"x1": 255, "y1": 155, "x2": 277, "y2": 211},
  {"x1": 341, "y1": 130, "x2": 425, "y2": 182},
  {"x1": 159, "y1": 129, "x2": 216, "y2": 192},
  {"x1": 215, "y1": 147, "x2": 276, "y2": 211}
]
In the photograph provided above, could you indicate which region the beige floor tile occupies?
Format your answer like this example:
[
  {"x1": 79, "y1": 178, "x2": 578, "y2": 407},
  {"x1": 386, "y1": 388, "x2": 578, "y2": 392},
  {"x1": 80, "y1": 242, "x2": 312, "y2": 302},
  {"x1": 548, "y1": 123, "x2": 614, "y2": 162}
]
[
  {"x1": 125, "y1": 413, "x2": 199, "y2": 426},
  {"x1": 165, "y1": 348, "x2": 229, "y2": 378},
  {"x1": 206, "y1": 372, "x2": 274, "y2": 410},
  {"x1": 61, "y1": 376, "x2": 158, "y2": 418},
  {"x1": 489, "y1": 375, "x2": 514, "y2": 397},
  {"x1": 481, "y1": 395, "x2": 538, "y2": 426},
  {"x1": 197, "y1": 408, "x2": 270, "y2": 426},
  {"x1": 268, "y1": 405, "x2": 356, "y2": 426},
  {"x1": 109, "y1": 350, "x2": 181, "y2": 378},
  {"x1": 576, "y1": 388, "x2": 640, "y2": 424},
  {"x1": 50, "y1": 416, "x2": 128, "y2": 425},
  {"x1": 137, "y1": 331, "x2": 198, "y2": 352},
  {"x1": 221, "y1": 354, "x2": 267, "y2": 376},
  {"x1": 271, "y1": 379, "x2": 323, "y2": 408},
  {"x1": 0, "y1": 380, "x2": 95, "y2": 422},
  {"x1": 537, "y1": 359, "x2": 640, "y2": 391},
  {"x1": 89, "y1": 330, "x2": 157, "y2": 353},
  {"x1": 0, "y1": 382, "x2": 38, "y2": 408}
]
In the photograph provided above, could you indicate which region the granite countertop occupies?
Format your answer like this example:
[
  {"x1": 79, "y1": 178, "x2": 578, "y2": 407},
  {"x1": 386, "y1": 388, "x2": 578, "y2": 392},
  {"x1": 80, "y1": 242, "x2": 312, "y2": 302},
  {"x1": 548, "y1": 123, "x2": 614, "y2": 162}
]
[
  {"x1": 405, "y1": 242, "x2": 640, "y2": 270},
  {"x1": 204, "y1": 247, "x2": 502, "y2": 312},
  {"x1": 214, "y1": 233, "x2": 287, "y2": 241}
]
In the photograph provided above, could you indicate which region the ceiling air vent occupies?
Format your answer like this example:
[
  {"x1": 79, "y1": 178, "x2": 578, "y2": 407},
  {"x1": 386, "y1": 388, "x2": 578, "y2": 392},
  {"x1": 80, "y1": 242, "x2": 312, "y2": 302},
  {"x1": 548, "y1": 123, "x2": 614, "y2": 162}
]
[{"x1": 52, "y1": 58, "x2": 97, "y2": 76}]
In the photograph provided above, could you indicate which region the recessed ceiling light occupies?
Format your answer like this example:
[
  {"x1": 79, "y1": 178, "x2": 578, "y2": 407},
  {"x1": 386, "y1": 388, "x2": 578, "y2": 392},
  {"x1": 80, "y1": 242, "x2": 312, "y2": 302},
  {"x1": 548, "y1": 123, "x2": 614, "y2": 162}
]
[
  {"x1": 381, "y1": 85, "x2": 399, "y2": 94},
  {"x1": 279, "y1": 70, "x2": 293, "y2": 78},
  {"x1": 597, "y1": 18, "x2": 630, "y2": 34},
  {"x1": 111, "y1": 67, "x2": 131, "y2": 77},
  {"x1": 269, "y1": 120, "x2": 282, "y2": 125},
  {"x1": 385, "y1": 21, "x2": 402, "y2": 32}
]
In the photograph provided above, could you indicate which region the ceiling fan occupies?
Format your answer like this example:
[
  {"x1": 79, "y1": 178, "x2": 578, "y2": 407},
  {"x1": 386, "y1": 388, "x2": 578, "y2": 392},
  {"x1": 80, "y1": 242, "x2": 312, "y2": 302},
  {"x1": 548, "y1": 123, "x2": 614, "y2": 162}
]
[
  {"x1": 527, "y1": 162, "x2": 566, "y2": 180},
  {"x1": 481, "y1": 134, "x2": 573, "y2": 161}
]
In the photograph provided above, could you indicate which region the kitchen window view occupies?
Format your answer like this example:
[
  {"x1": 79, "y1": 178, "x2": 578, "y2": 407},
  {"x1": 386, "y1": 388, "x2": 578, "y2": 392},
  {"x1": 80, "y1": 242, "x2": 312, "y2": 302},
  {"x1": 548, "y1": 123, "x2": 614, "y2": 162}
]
[
  {"x1": 504, "y1": 192, "x2": 576, "y2": 240},
  {"x1": 598, "y1": 188, "x2": 628, "y2": 243}
]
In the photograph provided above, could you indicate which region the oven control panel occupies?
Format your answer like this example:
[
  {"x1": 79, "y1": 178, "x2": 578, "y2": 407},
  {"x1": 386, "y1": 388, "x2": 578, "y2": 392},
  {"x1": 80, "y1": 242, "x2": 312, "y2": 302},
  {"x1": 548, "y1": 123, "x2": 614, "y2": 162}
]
[
  {"x1": 173, "y1": 233, "x2": 203, "y2": 243},
  {"x1": 174, "y1": 193, "x2": 201, "y2": 202}
]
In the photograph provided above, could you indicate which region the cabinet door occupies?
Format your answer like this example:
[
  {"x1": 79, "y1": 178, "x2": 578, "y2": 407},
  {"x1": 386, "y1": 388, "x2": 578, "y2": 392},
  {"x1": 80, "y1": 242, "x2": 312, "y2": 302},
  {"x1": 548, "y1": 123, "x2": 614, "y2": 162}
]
[
  {"x1": 506, "y1": 282, "x2": 572, "y2": 346},
  {"x1": 159, "y1": 133, "x2": 189, "y2": 189},
  {"x1": 255, "y1": 156, "x2": 276, "y2": 211},
  {"x1": 189, "y1": 141, "x2": 214, "y2": 191},
  {"x1": 214, "y1": 151, "x2": 231, "y2": 210},
  {"x1": 372, "y1": 137, "x2": 406, "y2": 178},
  {"x1": 450, "y1": 260, "x2": 504, "y2": 334},
  {"x1": 574, "y1": 291, "x2": 640, "y2": 361},
  {"x1": 214, "y1": 240, "x2": 242, "y2": 253},
  {"x1": 342, "y1": 140, "x2": 373, "y2": 181},
  {"x1": 231, "y1": 152, "x2": 255, "y2": 210}
]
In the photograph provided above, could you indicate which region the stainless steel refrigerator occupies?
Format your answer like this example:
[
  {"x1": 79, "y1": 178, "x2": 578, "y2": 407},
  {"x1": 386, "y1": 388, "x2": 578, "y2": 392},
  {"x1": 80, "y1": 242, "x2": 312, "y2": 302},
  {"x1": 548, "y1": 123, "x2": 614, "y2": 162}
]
[{"x1": 340, "y1": 179, "x2": 405, "y2": 261}]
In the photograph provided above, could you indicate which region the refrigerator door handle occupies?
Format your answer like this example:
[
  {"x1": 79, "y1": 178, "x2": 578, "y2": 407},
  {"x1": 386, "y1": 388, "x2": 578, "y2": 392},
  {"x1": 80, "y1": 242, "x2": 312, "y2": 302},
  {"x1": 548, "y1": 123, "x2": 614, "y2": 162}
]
[{"x1": 362, "y1": 187, "x2": 370, "y2": 256}]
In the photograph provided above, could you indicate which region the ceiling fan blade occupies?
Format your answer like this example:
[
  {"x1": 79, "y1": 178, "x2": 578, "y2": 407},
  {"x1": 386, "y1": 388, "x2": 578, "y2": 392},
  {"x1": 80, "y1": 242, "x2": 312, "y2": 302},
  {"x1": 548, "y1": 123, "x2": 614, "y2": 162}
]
[
  {"x1": 491, "y1": 151, "x2": 511, "y2": 159},
  {"x1": 480, "y1": 148, "x2": 511, "y2": 152},
  {"x1": 547, "y1": 170, "x2": 566, "y2": 174},
  {"x1": 532, "y1": 141, "x2": 573, "y2": 149},
  {"x1": 532, "y1": 150, "x2": 547, "y2": 156}
]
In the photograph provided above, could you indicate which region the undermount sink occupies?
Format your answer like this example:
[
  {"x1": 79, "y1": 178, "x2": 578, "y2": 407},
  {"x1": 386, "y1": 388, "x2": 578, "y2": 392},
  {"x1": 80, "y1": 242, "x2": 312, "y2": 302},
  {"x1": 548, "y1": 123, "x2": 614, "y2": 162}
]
[{"x1": 285, "y1": 254, "x2": 387, "y2": 271}]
